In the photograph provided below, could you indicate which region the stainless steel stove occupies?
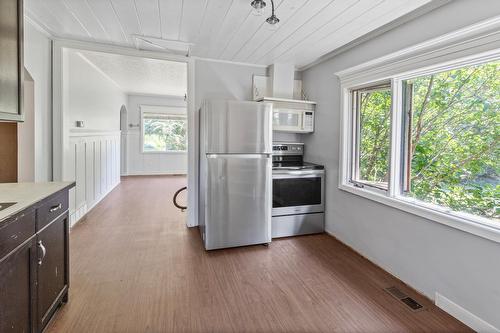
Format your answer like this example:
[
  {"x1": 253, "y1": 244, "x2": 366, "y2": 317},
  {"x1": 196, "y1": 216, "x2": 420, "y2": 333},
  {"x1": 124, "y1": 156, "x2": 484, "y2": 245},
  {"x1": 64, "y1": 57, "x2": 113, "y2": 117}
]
[{"x1": 272, "y1": 143, "x2": 325, "y2": 238}]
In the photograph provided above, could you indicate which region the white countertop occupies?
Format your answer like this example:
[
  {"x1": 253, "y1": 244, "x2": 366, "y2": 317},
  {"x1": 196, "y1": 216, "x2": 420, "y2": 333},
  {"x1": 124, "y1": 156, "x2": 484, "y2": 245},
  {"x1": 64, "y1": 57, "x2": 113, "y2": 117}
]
[{"x1": 0, "y1": 182, "x2": 75, "y2": 222}]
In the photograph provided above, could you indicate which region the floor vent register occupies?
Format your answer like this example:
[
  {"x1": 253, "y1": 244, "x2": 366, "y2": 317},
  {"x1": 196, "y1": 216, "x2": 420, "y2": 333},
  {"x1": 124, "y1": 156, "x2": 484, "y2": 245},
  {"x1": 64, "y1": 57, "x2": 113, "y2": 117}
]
[{"x1": 384, "y1": 286, "x2": 424, "y2": 311}]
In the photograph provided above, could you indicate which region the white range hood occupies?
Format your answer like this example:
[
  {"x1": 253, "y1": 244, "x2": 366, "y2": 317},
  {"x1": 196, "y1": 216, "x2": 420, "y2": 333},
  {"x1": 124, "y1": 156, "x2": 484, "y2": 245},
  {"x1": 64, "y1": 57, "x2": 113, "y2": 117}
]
[
  {"x1": 253, "y1": 63, "x2": 315, "y2": 106},
  {"x1": 268, "y1": 63, "x2": 296, "y2": 99}
]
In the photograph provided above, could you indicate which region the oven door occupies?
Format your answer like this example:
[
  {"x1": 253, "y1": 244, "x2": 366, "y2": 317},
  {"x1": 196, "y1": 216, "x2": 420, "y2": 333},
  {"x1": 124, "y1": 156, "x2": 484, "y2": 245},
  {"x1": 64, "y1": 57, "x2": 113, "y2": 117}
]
[{"x1": 272, "y1": 170, "x2": 324, "y2": 216}]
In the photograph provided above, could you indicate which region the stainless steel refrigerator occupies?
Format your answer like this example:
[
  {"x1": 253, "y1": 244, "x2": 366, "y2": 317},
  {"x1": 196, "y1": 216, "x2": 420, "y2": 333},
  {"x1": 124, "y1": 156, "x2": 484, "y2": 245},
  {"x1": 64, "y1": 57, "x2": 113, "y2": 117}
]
[{"x1": 199, "y1": 100, "x2": 272, "y2": 250}]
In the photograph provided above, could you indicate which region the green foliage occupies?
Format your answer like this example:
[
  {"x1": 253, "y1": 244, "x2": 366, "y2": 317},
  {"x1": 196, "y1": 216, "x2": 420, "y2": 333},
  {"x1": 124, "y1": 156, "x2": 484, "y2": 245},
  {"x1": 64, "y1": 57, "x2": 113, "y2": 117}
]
[
  {"x1": 143, "y1": 116, "x2": 187, "y2": 152},
  {"x1": 358, "y1": 61, "x2": 499, "y2": 221},
  {"x1": 358, "y1": 89, "x2": 391, "y2": 186},
  {"x1": 408, "y1": 61, "x2": 499, "y2": 220}
]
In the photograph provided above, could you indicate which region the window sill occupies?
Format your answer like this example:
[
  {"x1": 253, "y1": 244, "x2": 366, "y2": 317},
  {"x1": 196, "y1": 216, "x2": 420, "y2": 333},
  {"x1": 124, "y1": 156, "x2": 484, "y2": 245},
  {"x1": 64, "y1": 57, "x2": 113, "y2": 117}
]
[{"x1": 339, "y1": 183, "x2": 500, "y2": 244}]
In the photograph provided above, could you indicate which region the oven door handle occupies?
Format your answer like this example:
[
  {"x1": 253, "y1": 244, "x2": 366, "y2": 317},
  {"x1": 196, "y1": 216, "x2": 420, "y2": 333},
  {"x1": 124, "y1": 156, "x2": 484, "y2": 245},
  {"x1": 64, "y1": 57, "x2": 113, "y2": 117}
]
[{"x1": 273, "y1": 170, "x2": 324, "y2": 177}]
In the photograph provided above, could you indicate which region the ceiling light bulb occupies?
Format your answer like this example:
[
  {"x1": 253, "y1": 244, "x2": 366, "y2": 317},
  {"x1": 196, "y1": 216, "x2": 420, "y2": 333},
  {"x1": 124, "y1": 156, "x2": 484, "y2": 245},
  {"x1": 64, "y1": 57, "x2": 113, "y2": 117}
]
[
  {"x1": 267, "y1": 22, "x2": 280, "y2": 31},
  {"x1": 251, "y1": 0, "x2": 266, "y2": 16},
  {"x1": 266, "y1": 14, "x2": 280, "y2": 25}
]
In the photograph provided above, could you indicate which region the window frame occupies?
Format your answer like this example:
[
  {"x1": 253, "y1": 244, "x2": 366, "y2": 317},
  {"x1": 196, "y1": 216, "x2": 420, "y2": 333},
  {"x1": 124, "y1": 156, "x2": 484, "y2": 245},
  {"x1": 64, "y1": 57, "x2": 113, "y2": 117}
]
[
  {"x1": 140, "y1": 107, "x2": 188, "y2": 154},
  {"x1": 339, "y1": 48, "x2": 500, "y2": 243},
  {"x1": 349, "y1": 82, "x2": 392, "y2": 193}
]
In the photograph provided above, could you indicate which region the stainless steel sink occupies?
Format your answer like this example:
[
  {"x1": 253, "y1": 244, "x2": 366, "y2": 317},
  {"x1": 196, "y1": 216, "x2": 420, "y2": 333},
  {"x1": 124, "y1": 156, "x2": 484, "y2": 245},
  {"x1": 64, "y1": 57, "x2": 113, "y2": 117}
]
[{"x1": 0, "y1": 202, "x2": 16, "y2": 211}]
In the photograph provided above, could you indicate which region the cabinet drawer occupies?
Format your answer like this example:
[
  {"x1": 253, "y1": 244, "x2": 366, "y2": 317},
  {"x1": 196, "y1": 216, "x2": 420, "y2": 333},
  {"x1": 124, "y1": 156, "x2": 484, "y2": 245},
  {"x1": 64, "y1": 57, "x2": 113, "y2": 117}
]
[
  {"x1": 37, "y1": 191, "x2": 68, "y2": 230},
  {"x1": 0, "y1": 210, "x2": 36, "y2": 260}
]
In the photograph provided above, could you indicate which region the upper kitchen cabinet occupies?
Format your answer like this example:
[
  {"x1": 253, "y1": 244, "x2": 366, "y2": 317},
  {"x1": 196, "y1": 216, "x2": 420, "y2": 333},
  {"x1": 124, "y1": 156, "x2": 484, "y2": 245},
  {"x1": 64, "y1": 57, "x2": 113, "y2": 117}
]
[{"x1": 0, "y1": 0, "x2": 24, "y2": 122}]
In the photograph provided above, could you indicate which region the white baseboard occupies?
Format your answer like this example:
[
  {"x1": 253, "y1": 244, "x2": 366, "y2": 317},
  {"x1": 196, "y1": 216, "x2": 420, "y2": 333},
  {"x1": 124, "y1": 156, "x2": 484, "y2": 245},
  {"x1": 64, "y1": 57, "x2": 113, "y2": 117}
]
[
  {"x1": 435, "y1": 293, "x2": 499, "y2": 333},
  {"x1": 70, "y1": 203, "x2": 88, "y2": 228},
  {"x1": 70, "y1": 180, "x2": 120, "y2": 228}
]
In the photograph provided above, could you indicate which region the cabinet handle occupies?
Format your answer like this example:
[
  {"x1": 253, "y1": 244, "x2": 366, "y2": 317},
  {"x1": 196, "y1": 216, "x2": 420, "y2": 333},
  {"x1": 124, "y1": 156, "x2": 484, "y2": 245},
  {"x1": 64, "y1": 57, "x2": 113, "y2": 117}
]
[
  {"x1": 49, "y1": 203, "x2": 62, "y2": 213},
  {"x1": 38, "y1": 240, "x2": 47, "y2": 265}
]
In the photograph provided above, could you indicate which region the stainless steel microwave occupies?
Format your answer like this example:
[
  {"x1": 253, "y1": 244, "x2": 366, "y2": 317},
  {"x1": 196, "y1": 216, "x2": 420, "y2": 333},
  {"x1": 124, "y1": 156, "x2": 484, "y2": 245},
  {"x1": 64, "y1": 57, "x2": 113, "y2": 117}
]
[{"x1": 272, "y1": 109, "x2": 314, "y2": 133}]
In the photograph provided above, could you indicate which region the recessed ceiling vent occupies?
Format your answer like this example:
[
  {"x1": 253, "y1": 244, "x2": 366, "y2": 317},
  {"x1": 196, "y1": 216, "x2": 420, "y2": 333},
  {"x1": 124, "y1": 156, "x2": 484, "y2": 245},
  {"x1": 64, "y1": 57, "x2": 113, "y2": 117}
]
[
  {"x1": 132, "y1": 35, "x2": 192, "y2": 56},
  {"x1": 384, "y1": 286, "x2": 424, "y2": 311}
]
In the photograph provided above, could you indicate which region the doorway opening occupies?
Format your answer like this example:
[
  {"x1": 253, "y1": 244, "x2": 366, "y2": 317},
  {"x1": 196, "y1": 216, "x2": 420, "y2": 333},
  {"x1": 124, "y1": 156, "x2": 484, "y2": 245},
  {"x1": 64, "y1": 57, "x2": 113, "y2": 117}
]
[{"x1": 53, "y1": 43, "x2": 192, "y2": 227}]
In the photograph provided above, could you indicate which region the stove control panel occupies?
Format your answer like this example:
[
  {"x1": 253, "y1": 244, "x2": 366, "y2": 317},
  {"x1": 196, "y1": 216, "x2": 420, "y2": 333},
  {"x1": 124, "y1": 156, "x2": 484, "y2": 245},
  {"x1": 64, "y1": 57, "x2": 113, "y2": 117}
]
[{"x1": 272, "y1": 143, "x2": 304, "y2": 156}]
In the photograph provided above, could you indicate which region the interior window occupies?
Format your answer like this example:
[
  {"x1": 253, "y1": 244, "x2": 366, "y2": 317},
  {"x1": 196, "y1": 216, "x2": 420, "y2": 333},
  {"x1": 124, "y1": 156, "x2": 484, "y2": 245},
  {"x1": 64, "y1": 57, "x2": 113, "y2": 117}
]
[
  {"x1": 351, "y1": 84, "x2": 392, "y2": 190},
  {"x1": 402, "y1": 61, "x2": 499, "y2": 221},
  {"x1": 142, "y1": 112, "x2": 187, "y2": 152}
]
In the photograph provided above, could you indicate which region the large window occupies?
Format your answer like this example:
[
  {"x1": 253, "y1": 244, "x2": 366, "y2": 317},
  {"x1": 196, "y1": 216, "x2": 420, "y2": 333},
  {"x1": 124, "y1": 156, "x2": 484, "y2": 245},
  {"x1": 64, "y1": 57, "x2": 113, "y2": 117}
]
[
  {"x1": 142, "y1": 112, "x2": 187, "y2": 153},
  {"x1": 345, "y1": 59, "x2": 499, "y2": 228},
  {"x1": 402, "y1": 61, "x2": 499, "y2": 220}
]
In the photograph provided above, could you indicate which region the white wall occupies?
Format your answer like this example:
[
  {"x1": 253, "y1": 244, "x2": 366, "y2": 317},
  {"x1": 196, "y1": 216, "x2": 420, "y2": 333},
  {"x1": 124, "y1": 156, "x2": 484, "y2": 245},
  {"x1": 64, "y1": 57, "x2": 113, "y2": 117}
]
[
  {"x1": 124, "y1": 94, "x2": 187, "y2": 175},
  {"x1": 194, "y1": 59, "x2": 267, "y2": 108},
  {"x1": 63, "y1": 49, "x2": 126, "y2": 224},
  {"x1": 23, "y1": 20, "x2": 52, "y2": 181},
  {"x1": 65, "y1": 50, "x2": 127, "y2": 131},
  {"x1": 301, "y1": 0, "x2": 500, "y2": 329}
]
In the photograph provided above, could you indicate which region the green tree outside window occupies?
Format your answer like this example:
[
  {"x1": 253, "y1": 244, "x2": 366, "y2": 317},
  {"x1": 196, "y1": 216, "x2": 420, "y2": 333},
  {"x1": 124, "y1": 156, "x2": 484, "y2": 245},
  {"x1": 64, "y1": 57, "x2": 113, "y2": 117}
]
[{"x1": 143, "y1": 113, "x2": 187, "y2": 152}]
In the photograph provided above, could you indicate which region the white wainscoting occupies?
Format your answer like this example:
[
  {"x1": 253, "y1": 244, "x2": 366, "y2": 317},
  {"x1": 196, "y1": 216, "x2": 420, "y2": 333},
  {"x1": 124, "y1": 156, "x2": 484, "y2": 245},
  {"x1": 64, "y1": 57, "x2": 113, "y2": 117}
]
[{"x1": 68, "y1": 130, "x2": 121, "y2": 226}]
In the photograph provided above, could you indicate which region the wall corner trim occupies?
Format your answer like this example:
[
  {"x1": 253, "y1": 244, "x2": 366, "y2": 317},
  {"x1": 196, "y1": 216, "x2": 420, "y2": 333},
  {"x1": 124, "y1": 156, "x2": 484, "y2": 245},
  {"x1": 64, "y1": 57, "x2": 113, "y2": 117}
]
[
  {"x1": 75, "y1": 52, "x2": 123, "y2": 90},
  {"x1": 435, "y1": 293, "x2": 499, "y2": 333},
  {"x1": 25, "y1": 14, "x2": 53, "y2": 38}
]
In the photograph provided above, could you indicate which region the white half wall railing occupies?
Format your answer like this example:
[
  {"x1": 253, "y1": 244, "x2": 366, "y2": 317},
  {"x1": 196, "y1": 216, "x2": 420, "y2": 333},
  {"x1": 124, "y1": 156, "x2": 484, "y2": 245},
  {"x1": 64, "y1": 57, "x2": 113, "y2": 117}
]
[{"x1": 68, "y1": 130, "x2": 121, "y2": 226}]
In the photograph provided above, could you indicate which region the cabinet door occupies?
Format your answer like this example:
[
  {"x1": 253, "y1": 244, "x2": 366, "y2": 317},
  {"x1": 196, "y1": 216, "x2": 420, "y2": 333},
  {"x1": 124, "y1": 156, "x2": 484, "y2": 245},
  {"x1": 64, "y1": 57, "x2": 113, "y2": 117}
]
[
  {"x1": 0, "y1": 0, "x2": 24, "y2": 121},
  {"x1": 36, "y1": 214, "x2": 68, "y2": 331},
  {"x1": 0, "y1": 239, "x2": 36, "y2": 333}
]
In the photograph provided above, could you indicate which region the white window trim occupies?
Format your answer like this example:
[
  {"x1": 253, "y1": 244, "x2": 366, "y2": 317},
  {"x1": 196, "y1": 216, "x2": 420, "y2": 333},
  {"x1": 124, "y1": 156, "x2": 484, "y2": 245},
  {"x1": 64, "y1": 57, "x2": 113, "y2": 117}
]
[
  {"x1": 337, "y1": 16, "x2": 500, "y2": 243},
  {"x1": 140, "y1": 106, "x2": 188, "y2": 154},
  {"x1": 349, "y1": 82, "x2": 392, "y2": 193}
]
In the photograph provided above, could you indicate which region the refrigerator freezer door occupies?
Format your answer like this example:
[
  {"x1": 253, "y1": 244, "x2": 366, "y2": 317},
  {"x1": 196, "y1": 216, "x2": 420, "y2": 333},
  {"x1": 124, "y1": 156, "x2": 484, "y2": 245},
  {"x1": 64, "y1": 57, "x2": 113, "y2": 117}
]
[
  {"x1": 204, "y1": 154, "x2": 272, "y2": 250},
  {"x1": 203, "y1": 100, "x2": 272, "y2": 154}
]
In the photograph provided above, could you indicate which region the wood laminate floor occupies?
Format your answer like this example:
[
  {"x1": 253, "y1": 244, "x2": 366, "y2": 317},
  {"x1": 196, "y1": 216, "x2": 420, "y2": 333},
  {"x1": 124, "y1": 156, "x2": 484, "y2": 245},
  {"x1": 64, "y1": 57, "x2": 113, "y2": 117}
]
[{"x1": 46, "y1": 175, "x2": 471, "y2": 333}]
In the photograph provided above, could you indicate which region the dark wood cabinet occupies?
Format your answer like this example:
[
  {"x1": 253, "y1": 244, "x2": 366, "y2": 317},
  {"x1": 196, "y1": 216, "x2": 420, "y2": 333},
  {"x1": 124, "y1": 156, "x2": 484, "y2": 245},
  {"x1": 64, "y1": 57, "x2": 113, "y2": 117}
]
[
  {"x1": 0, "y1": 186, "x2": 72, "y2": 333},
  {"x1": 0, "y1": 238, "x2": 36, "y2": 333},
  {"x1": 36, "y1": 214, "x2": 69, "y2": 331}
]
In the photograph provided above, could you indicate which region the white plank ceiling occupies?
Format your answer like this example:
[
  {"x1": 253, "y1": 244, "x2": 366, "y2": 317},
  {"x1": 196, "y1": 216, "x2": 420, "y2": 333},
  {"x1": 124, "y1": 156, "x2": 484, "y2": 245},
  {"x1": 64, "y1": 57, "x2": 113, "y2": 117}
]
[{"x1": 26, "y1": 0, "x2": 433, "y2": 68}]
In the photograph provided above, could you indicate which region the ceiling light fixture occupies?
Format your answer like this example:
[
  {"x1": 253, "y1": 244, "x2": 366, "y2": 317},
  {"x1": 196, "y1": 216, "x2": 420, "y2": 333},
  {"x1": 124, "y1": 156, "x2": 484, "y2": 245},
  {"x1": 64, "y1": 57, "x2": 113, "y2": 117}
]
[
  {"x1": 265, "y1": 0, "x2": 280, "y2": 26},
  {"x1": 251, "y1": 0, "x2": 279, "y2": 26},
  {"x1": 250, "y1": 0, "x2": 266, "y2": 16}
]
